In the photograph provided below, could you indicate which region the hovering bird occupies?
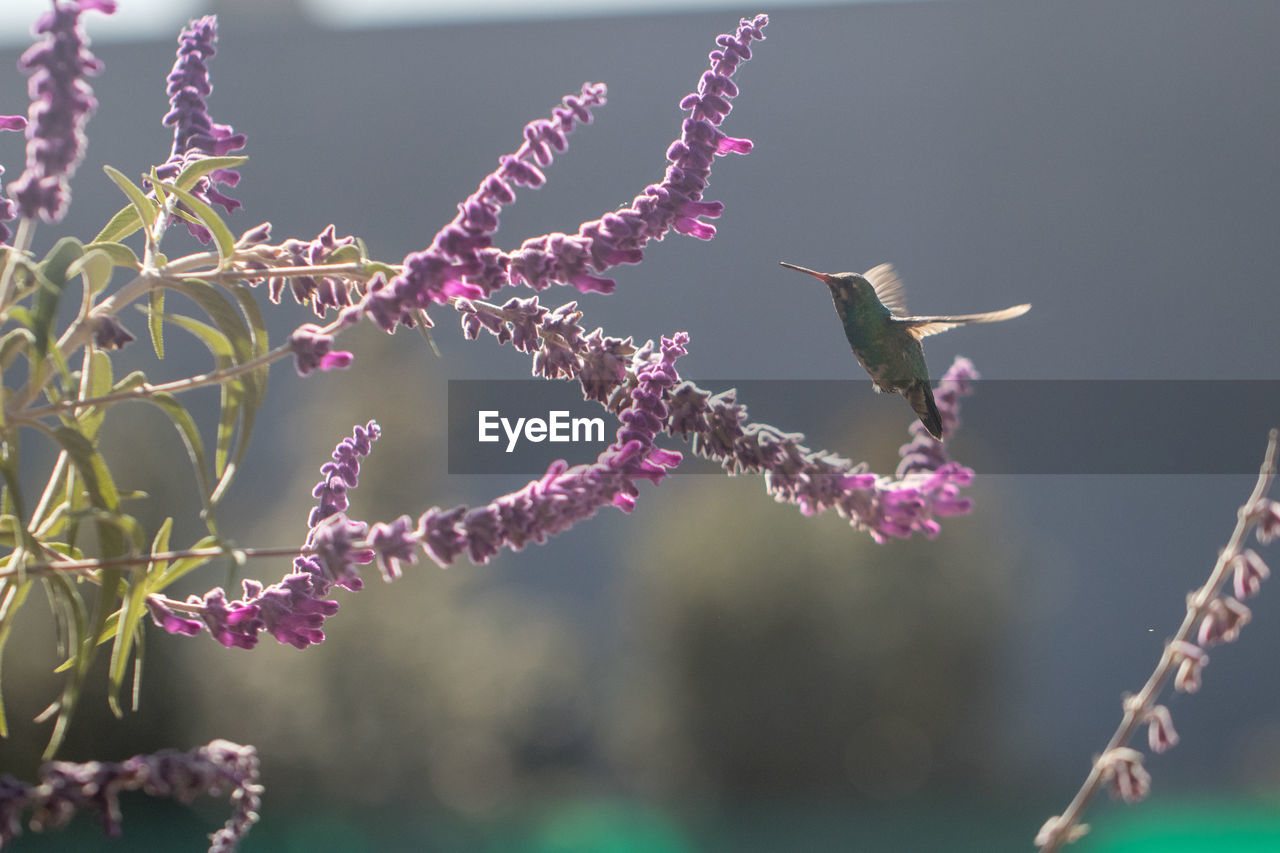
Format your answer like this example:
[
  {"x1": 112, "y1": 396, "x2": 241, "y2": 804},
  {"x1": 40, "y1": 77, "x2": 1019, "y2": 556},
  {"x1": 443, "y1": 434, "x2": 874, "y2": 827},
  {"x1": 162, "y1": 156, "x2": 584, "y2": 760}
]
[{"x1": 780, "y1": 261, "x2": 1030, "y2": 440}]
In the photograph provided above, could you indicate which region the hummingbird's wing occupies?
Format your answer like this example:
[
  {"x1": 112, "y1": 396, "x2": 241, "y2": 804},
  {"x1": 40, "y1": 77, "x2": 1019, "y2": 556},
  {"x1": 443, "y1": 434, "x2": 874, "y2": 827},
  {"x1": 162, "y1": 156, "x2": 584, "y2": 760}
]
[
  {"x1": 902, "y1": 303, "x2": 1032, "y2": 339},
  {"x1": 863, "y1": 263, "x2": 909, "y2": 316}
]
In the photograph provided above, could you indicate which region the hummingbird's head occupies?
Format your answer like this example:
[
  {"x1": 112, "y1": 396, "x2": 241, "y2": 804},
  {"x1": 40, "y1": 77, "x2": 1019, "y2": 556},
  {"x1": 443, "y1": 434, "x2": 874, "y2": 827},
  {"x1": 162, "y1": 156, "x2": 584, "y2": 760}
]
[{"x1": 779, "y1": 262, "x2": 872, "y2": 303}]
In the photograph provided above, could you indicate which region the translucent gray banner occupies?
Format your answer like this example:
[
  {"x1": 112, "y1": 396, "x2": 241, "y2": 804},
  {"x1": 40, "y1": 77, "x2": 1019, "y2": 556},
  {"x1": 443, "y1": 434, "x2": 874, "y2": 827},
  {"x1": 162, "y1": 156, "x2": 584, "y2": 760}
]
[{"x1": 448, "y1": 380, "x2": 1279, "y2": 475}]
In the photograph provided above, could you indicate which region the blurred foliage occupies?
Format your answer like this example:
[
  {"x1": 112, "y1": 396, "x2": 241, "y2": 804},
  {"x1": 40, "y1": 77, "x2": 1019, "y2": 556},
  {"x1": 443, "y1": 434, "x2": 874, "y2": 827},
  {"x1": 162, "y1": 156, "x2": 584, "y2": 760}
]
[{"x1": 607, "y1": 472, "x2": 1016, "y2": 802}]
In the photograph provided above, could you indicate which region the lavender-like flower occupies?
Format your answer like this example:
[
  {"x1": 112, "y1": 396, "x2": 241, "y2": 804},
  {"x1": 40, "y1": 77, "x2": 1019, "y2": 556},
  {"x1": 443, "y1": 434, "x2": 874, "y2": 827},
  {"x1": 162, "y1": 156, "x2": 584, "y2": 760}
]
[
  {"x1": 306, "y1": 420, "x2": 380, "y2": 528},
  {"x1": 418, "y1": 333, "x2": 686, "y2": 565},
  {"x1": 461, "y1": 295, "x2": 980, "y2": 543},
  {"x1": 6, "y1": 0, "x2": 116, "y2": 223},
  {"x1": 1037, "y1": 430, "x2": 1277, "y2": 853},
  {"x1": 364, "y1": 82, "x2": 607, "y2": 331},
  {"x1": 154, "y1": 15, "x2": 246, "y2": 242},
  {"x1": 91, "y1": 314, "x2": 134, "y2": 350},
  {"x1": 0, "y1": 116, "x2": 27, "y2": 243},
  {"x1": 147, "y1": 423, "x2": 381, "y2": 649},
  {"x1": 289, "y1": 323, "x2": 354, "y2": 375},
  {"x1": 365, "y1": 14, "x2": 768, "y2": 331},
  {"x1": 0, "y1": 739, "x2": 261, "y2": 851}
]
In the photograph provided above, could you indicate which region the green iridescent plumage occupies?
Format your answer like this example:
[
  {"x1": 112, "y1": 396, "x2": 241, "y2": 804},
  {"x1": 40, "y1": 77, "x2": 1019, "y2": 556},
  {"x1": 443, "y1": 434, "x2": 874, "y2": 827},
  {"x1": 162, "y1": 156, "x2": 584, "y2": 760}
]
[{"x1": 780, "y1": 261, "x2": 1030, "y2": 440}]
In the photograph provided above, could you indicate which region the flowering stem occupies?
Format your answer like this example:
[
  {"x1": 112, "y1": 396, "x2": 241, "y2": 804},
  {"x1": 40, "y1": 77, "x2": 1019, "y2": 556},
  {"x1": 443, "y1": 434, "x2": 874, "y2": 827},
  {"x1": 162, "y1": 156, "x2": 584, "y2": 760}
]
[
  {"x1": 0, "y1": 544, "x2": 318, "y2": 579},
  {"x1": 18, "y1": 339, "x2": 292, "y2": 422},
  {"x1": 180, "y1": 260, "x2": 373, "y2": 283},
  {"x1": 1037, "y1": 428, "x2": 1280, "y2": 852}
]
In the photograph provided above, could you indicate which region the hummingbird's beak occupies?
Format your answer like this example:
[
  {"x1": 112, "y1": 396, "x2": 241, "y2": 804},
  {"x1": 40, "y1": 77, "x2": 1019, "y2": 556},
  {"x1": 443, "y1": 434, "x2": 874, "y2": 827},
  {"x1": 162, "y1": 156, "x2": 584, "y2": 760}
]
[{"x1": 779, "y1": 261, "x2": 831, "y2": 283}]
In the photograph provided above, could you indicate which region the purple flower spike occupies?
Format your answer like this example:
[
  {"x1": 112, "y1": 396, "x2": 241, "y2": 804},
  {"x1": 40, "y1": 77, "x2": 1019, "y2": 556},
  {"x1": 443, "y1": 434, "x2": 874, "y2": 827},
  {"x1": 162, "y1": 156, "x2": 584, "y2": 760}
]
[
  {"x1": 153, "y1": 15, "x2": 246, "y2": 242},
  {"x1": 368, "y1": 515, "x2": 418, "y2": 581},
  {"x1": 370, "y1": 83, "x2": 608, "y2": 326},
  {"x1": 6, "y1": 0, "x2": 116, "y2": 223},
  {"x1": 249, "y1": 573, "x2": 341, "y2": 649},
  {"x1": 289, "y1": 323, "x2": 354, "y2": 375},
  {"x1": 144, "y1": 595, "x2": 202, "y2": 637},
  {"x1": 0, "y1": 740, "x2": 261, "y2": 851},
  {"x1": 306, "y1": 420, "x2": 381, "y2": 528},
  {"x1": 188, "y1": 587, "x2": 263, "y2": 649},
  {"x1": 498, "y1": 15, "x2": 769, "y2": 295}
]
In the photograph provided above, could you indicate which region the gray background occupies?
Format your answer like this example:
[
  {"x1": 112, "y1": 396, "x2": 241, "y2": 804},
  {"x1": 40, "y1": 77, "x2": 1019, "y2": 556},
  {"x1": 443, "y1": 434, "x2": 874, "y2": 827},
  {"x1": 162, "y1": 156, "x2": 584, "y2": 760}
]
[{"x1": 2, "y1": 1, "x2": 1279, "y2": 850}]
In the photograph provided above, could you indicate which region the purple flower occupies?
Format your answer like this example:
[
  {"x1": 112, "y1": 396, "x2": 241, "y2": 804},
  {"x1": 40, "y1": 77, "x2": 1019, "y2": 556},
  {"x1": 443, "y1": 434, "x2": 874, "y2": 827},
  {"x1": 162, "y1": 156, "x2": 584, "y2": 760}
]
[
  {"x1": 499, "y1": 15, "x2": 768, "y2": 295},
  {"x1": 367, "y1": 15, "x2": 769, "y2": 330},
  {"x1": 153, "y1": 15, "x2": 246, "y2": 242},
  {"x1": 368, "y1": 83, "x2": 607, "y2": 326},
  {"x1": 464, "y1": 293, "x2": 981, "y2": 541},
  {"x1": 368, "y1": 515, "x2": 418, "y2": 581},
  {"x1": 248, "y1": 225, "x2": 366, "y2": 316},
  {"x1": 303, "y1": 512, "x2": 372, "y2": 594},
  {"x1": 1100, "y1": 747, "x2": 1150, "y2": 804},
  {"x1": 306, "y1": 420, "x2": 380, "y2": 529},
  {"x1": 143, "y1": 595, "x2": 202, "y2": 636},
  {"x1": 6, "y1": 0, "x2": 116, "y2": 223},
  {"x1": 0, "y1": 740, "x2": 261, "y2": 850},
  {"x1": 0, "y1": 117, "x2": 27, "y2": 244},
  {"x1": 246, "y1": 573, "x2": 340, "y2": 649},
  {"x1": 91, "y1": 315, "x2": 134, "y2": 350},
  {"x1": 1144, "y1": 704, "x2": 1179, "y2": 753},
  {"x1": 289, "y1": 323, "x2": 354, "y2": 375},
  {"x1": 1169, "y1": 639, "x2": 1208, "y2": 693},
  {"x1": 190, "y1": 587, "x2": 263, "y2": 649},
  {"x1": 1255, "y1": 499, "x2": 1280, "y2": 544},
  {"x1": 1232, "y1": 549, "x2": 1270, "y2": 599}
]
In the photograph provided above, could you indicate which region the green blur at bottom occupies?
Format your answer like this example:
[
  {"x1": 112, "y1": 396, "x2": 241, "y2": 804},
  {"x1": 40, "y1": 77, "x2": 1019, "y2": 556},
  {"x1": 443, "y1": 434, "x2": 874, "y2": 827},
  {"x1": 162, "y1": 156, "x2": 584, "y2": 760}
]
[{"x1": 8, "y1": 796, "x2": 1280, "y2": 852}]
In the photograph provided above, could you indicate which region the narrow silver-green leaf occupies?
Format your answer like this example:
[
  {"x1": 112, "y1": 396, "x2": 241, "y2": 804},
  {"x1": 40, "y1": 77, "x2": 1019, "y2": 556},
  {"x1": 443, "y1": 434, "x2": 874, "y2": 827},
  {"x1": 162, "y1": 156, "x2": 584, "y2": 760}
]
[
  {"x1": 228, "y1": 284, "x2": 269, "y2": 472},
  {"x1": 32, "y1": 237, "x2": 84, "y2": 357},
  {"x1": 101, "y1": 165, "x2": 157, "y2": 232},
  {"x1": 154, "y1": 179, "x2": 235, "y2": 265},
  {"x1": 66, "y1": 248, "x2": 114, "y2": 297},
  {"x1": 84, "y1": 240, "x2": 141, "y2": 271},
  {"x1": 0, "y1": 327, "x2": 34, "y2": 371},
  {"x1": 92, "y1": 204, "x2": 144, "y2": 244},
  {"x1": 107, "y1": 519, "x2": 171, "y2": 715},
  {"x1": 0, "y1": 578, "x2": 34, "y2": 737},
  {"x1": 148, "y1": 287, "x2": 165, "y2": 358},
  {"x1": 173, "y1": 155, "x2": 247, "y2": 191}
]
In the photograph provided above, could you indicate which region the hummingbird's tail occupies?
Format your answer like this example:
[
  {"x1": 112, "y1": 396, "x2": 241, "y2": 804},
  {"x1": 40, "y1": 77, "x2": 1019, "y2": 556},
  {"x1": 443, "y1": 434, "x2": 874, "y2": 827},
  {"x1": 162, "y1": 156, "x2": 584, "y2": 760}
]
[{"x1": 904, "y1": 381, "x2": 943, "y2": 440}]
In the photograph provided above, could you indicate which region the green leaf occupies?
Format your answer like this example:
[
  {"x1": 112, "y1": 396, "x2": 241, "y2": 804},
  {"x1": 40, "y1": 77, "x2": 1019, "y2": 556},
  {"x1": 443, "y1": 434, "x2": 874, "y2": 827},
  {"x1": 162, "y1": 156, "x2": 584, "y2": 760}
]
[
  {"x1": 66, "y1": 248, "x2": 114, "y2": 297},
  {"x1": 100, "y1": 165, "x2": 157, "y2": 238},
  {"x1": 92, "y1": 205, "x2": 143, "y2": 245},
  {"x1": 227, "y1": 284, "x2": 269, "y2": 472},
  {"x1": 41, "y1": 569, "x2": 88, "y2": 757},
  {"x1": 148, "y1": 287, "x2": 165, "y2": 359},
  {"x1": 153, "y1": 179, "x2": 235, "y2": 265},
  {"x1": 173, "y1": 155, "x2": 247, "y2": 191},
  {"x1": 110, "y1": 370, "x2": 148, "y2": 394},
  {"x1": 325, "y1": 244, "x2": 363, "y2": 265},
  {"x1": 77, "y1": 349, "x2": 113, "y2": 439},
  {"x1": 32, "y1": 237, "x2": 84, "y2": 358},
  {"x1": 142, "y1": 391, "x2": 214, "y2": 517},
  {"x1": 0, "y1": 327, "x2": 34, "y2": 371},
  {"x1": 0, "y1": 577, "x2": 34, "y2": 737},
  {"x1": 84, "y1": 241, "x2": 141, "y2": 271},
  {"x1": 46, "y1": 424, "x2": 124, "y2": 563},
  {"x1": 364, "y1": 261, "x2": 399, "y2": 279},
  {"x1": 157, "y1": 280, "x2": 258, "y2": 477},
  {"x1": 107, "y1": 519, "x2": 171, "y2": 715}
]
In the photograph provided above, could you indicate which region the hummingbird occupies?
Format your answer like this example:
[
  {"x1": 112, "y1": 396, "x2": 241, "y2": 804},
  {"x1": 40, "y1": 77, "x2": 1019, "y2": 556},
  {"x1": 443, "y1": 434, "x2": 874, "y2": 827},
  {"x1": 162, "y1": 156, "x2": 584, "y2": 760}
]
[{"x1": 780, "y1": 261, "x2": 1030, "y2": 440}]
